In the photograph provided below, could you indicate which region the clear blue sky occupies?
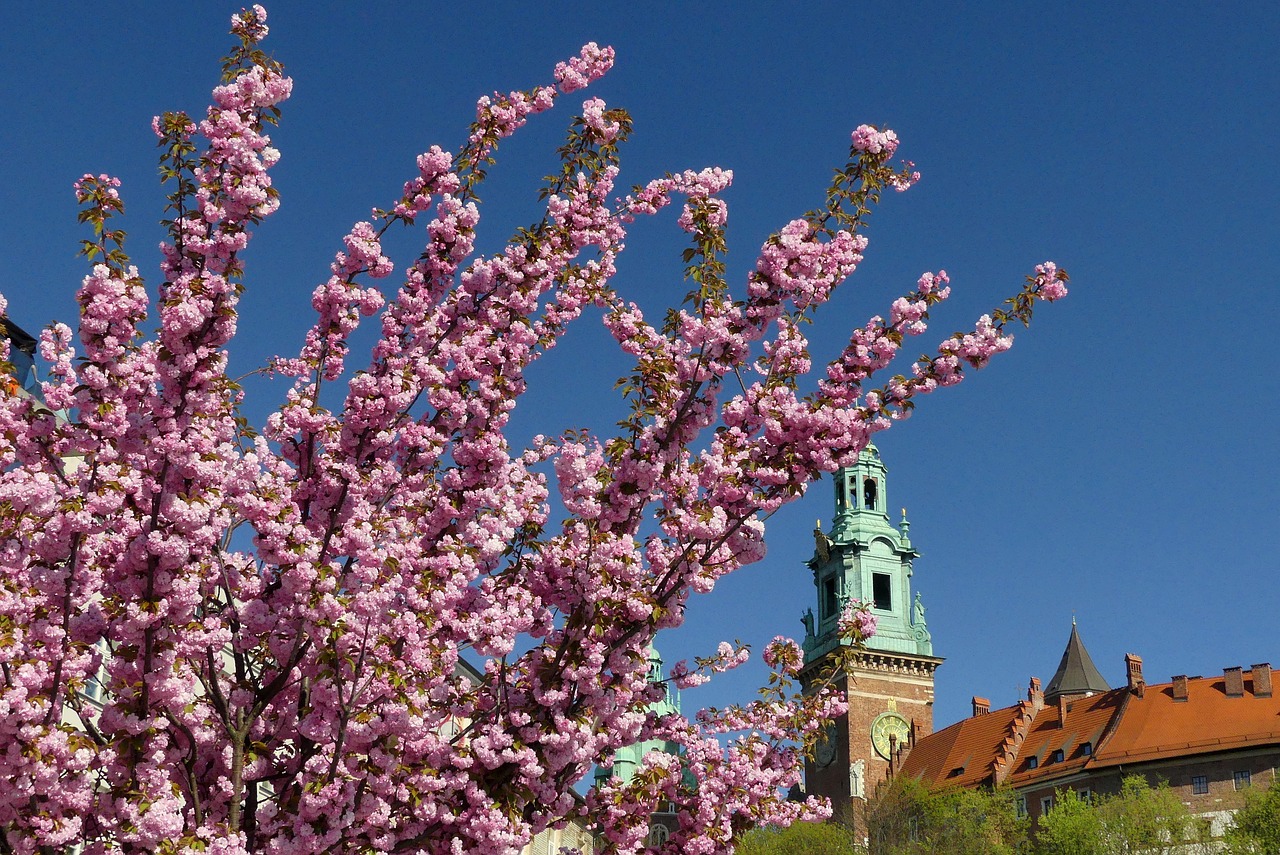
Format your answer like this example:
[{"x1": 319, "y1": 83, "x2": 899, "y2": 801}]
[{"x1": 3, "y1": 2, "x2": 1278, "y2": 729}]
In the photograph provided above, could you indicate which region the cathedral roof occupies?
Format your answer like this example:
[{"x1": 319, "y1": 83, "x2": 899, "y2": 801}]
[
  {"x1": 1044, "y1": 622, "x2": 1110, "y2": 701},
  {"x1": 898, "y1": 663, "x2": 1280, "y2": 792},
  {"x1": 897, "y1": 687, "x2": 1124, "y2": 790},
  {"x1": 1092, "y1": 670, "x2": 1280, "y2": 767}
]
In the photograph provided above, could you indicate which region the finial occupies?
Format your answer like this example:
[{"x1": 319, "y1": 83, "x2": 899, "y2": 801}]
[
  {"x1": 1072, "y1": 612, "x2": 1076, "y2": 627},
  {"x1": 898, "y1": 507, "x2": 911, "y2": 536}
]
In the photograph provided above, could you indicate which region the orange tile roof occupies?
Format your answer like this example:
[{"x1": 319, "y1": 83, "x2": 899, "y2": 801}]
[
  {"x1": 898, "y1": 668, "x2": 1280, "y2": 792},
  {"x1": 1005, "y1": 691, "x2": 1123, "y2": 787},
  {"x1": 899, "y1": 688, "x2": 1127, "y2": 789},
  {"x1": 1092, "y1": 673, "x2": 1280, "y2": 766},
  {"x1": 897, "y1": 703, "x2": 1019, "y2": 789}
]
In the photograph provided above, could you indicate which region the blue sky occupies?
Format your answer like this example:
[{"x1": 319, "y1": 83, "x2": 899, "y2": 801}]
[{"x1": 3, "y1": 2, "x2": 1278, "y2": 730}]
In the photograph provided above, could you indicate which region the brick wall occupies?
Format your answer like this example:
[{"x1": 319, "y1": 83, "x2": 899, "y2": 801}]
[
  {"x1": 805, "y1": 650, "x2": 939, "y2": 839},
  {"x1": 1020, "y1": 750, "x2": 1280, "y2": 831}
]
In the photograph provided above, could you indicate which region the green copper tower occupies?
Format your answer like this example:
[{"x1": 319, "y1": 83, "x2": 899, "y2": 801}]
[
  {"x1": 802, "y1": 443, "x2": 933, "y2": 663},
  {"x1": 799, "y1": 443, "x2": 941, "y2": 835}
]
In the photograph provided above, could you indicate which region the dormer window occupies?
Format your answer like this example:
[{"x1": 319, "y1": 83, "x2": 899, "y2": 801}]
[
  {"x1": 1027, "y1": 755, "x2": 1039, "y2": 770},
  {"x1": 1081, "y1": 742, "x2": 1093, "y2": 757},
  {"x1": 863, "y1": 478, "x2": 878, "y2": 510},
  {"x1": 1051, "y1": 749, "x2": 1064, "y2": 764}
]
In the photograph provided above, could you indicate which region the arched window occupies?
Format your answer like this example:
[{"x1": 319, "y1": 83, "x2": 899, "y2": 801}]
[
  {"x1": 648, "y1": 823, "x2": 670, "y2": 846},
  {"x1": 863, "y1": 478, "x2": 878, "y2": 510}
]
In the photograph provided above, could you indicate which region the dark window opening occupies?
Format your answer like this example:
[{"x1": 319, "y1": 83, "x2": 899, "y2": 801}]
[
  {"x1": 822, "y1": 578, "x2": 838, "y2": 618},
  {"x1": 1027, "y1": 756, "x2": 1039, "y2": 770},
  {"x1": 1051, "y1": 749, "x2": 1064, "y2": 764},
  {"x1": 863, "y1": 478, "x2": 878, "y2": 510},
  {"x1": 1081, "y1": 742, "x2": 1093, "y2": 756},
  {"x1": 872, "y1": 573, "x2": 892, "y2": 611},
  {"x1": 835, "y1": 478, "x2": 847, "y2": 509},
  {"x1": 1192, "y1": 775, "x2": 1208, "y2": 795}
]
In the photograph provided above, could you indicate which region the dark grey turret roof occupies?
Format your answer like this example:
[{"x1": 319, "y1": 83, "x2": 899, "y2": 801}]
[{"x1": 1045, "y1": 622, "x2": 1110, "y2": 701}]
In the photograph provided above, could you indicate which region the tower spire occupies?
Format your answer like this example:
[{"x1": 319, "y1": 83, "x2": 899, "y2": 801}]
[{"x1": 1044, "y1": 621, "x2": 1110, "y2": 702}]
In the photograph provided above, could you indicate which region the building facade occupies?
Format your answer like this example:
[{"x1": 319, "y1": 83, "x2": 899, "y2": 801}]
[
  {"x1": 799, "y1": 444, "x2": 941, "y2": 834},
  {"x1": 898, "y1": 624, "x2": 1280, "y2": 836}
]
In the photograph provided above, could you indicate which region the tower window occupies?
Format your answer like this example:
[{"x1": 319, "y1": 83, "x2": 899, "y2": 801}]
[
  {"x1": 863, "y1": 478, "x2": 878, "y2": 510},
  {"x1": 872, "y1": 573, "x2": 892, "y2": 611},
  {"x1": 835, "y1": 477, "x2": 847, "y2": 509},
  {"x1": 822, "y1": 577, "x2": 838, "y2": 618}
]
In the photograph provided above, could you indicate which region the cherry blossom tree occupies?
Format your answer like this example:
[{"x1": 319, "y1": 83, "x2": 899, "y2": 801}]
[{"x1": 0, "y1": 7, "x2": 1067, "y2": 855}]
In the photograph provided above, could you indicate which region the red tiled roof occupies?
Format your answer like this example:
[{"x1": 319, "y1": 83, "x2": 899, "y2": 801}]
[
  {"x1": 898, "y1": 667, "x2": 1280, "y2": 792},
  {"x1": 897, "y1": 701, "x2": 1027, "y2": 789},
  {"x1": 1006, "y1": 690, "x2": 1122, "y2": 787},
  {"x1": 1093, "y1": 673, "x2": 1280, "y2": 766}
]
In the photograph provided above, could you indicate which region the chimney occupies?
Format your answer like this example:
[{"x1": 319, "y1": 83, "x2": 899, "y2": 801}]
[
  {"x1": 1126, "y1": 653, "x2": 1145, "y2": 697},
  {"x1": 972, "y1": 696, "x2": 990, "y2": 716},
  {"x1": 1058, "y1": 694, "x2": 1068, "y2": 728},
  {"x1": 1029, "y1": 676, "x2": 1043, "y2": 707},
  {"x1": 1225, "y1": 666, "x2": 1245, "y2": 698},
  {"x1": 1253, "y1": 664, "x2": 1273, "y2": 698},
  {"x1": 1172, "y1": 674, "x2": 1189, "y2": 701}
]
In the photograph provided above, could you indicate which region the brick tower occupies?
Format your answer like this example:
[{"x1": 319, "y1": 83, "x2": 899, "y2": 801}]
[{"x1": 799, "y1": 444, "x2": 942, "y2": 835}]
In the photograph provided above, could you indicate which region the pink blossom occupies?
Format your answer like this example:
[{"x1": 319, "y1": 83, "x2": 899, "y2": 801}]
[
  {"x1": 0, "y1": 9, "x2": 1066, "y2": 853},
  {"x1": 851, "y1": 123, "x2": 899, "y2": 155}
]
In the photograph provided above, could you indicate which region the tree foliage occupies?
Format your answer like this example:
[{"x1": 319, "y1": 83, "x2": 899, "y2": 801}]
[
  {"x1": 736, "y1": 820, "x2": 862, "y2": 855},
  {"x1": 1037, "y1": 776, "x2": 1213, "y2": 855},
  {"x1": 0, "y1": 6, "x2": 1067, "y2": 854},
  {"x1": 1225, "y1": 780, "x2": 1280, "y2": 854},
  {"x1": 866, "y1": 776, "x2": 1028, "y2": 855}
]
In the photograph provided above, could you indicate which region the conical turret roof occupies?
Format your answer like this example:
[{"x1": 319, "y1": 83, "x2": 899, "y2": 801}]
[{"x1": 1044, "y1": 621, "x2": 1110, "y2": 701}]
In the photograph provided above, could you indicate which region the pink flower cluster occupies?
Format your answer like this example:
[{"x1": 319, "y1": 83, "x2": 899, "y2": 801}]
[
  {"x1": 581, "y1": 96, "x2": 622, "y2": 142},
  {"x1": 851, "y1": 123, "x2": 899, "y2": 155},
  {"x1": 0, "y1": 10, "x2": 1067, "y2": 855},
  {"x1": 839, "y1": 600, "x2": 879, "y2": 643},
  {"x1": 554, "y1": 41, "x2": 615, "y2": 93}
]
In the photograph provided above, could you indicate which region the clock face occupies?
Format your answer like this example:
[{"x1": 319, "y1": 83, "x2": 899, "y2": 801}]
[{"x1": 870, "y1": 712, "x2": 910, "y2": 759}]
